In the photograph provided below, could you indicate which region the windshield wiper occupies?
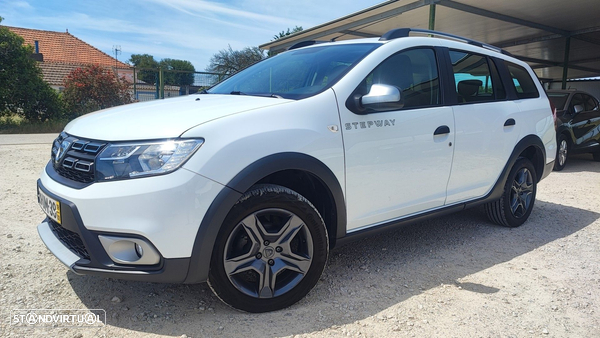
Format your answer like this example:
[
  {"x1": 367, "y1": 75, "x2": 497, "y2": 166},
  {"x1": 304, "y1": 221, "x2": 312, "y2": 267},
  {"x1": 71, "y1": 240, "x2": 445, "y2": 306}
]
[{"x1": 230, "y1": 91, "x2": 282, "y2": 99}]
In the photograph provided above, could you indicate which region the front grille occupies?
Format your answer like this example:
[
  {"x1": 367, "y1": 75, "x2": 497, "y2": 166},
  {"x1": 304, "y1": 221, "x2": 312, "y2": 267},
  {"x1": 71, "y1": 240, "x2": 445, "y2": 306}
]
[
  {"x1": 54, "y1": 166, "x2": 95, "y2": 183},
  {"x1": 49, "y1": 221, "x2": 90, "y2": 260},
  {"x1": 51, "y1": 133, "x2": 106, "y2": 184}
]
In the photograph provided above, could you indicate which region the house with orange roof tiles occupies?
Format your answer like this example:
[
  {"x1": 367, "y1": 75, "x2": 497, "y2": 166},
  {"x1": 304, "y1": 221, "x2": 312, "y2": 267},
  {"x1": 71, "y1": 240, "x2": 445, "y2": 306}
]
[
  {"x1": 4, "y1": 26, "x2": 183, "y2": 100},
  {"x1": 4, "y1": 26, "x2": 134, "y2": 91}
]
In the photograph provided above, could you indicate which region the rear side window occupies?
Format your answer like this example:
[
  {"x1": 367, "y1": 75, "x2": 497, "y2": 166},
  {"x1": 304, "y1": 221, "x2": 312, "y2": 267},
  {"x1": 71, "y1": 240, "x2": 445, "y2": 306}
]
[
  {"x1": 449, "y1": 50, "x2": 505, "y2": 103},
  {"x1": 505, "y1": 62, "x2": 539, "y2": 99}
]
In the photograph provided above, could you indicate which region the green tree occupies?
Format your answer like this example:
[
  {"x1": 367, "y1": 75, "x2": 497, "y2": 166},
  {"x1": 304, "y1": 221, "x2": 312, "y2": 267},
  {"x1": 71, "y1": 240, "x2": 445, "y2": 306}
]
[
  {"x1": 269, "y1": 26, "x2": 304, "y2": 57},
  {"x1": 62, "y1": 64, "x2": 132, "y2": 118},
  {"x1": 205, "y1": 45, "x2": 266, "y2": 75},
  {"x1": 0, "y1": 17, "x2": 63, "y2": 120},
  {"x1": 159, "y1": 58, "x2": 195, "y2": 86},
  {"x1": 129, "y1": 53, "x2": 159, "y2": 84},
  {"x1": 273, "y1": 26, "x2": 303, "y2": 40}
]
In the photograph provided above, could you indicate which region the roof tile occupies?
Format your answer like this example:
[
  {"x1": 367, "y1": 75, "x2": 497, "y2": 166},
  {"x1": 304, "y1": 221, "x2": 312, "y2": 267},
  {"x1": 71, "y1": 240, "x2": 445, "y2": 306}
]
[{"x1": 4, "y1": 26, "x2": 130, "y2": 68}]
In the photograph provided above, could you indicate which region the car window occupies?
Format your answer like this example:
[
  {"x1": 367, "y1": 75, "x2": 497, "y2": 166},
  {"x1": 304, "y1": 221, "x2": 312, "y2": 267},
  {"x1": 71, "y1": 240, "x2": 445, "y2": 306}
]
[
  {"x1": 356, "y1": 48, "x2": 440, "y2": 109},
  {"x1": 569, "y1": 94, "x2": 586, "y2": 114},
  {"x1": 505, "y1": 62, "x2": 539, "y2": 99},
  {"x1": 208, "y1": 43, "x2": 380, "y2": 100},
  {"x1": 449, "y1": 50, "x2": 504, "y2": 103},
  {"x1": 548, "y1": 93, "x2": 570, "y2": 110},
  {"x1": 582, "y1": 94, "x2": 599, "y2": 111}
]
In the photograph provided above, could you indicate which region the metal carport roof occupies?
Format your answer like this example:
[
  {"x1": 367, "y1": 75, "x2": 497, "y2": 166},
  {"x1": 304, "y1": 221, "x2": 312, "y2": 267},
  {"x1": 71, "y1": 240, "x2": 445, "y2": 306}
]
[{"x1": 259, "y1": 0, "x2": 600, "y2": 85}]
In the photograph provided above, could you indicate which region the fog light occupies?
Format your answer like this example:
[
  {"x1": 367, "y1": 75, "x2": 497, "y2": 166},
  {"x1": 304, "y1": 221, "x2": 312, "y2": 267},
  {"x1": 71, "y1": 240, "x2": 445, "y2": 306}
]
[{"x1": 98, "y1": 235, "x2": 160, "y2": 265}]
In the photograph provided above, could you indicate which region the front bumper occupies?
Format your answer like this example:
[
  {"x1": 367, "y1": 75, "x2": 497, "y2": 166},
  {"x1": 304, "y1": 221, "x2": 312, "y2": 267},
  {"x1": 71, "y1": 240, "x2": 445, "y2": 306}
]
[
  {"x1": 38, "y1": 221, "x2": 82, "y2": 272},
  {"x1": 40, "y1": 163, "x2": 225, "y2": 258},
  {"x1": 37, "y1": 163, "x2": 226, "y2": 282},
  {"x1": 38, "y1": 219, "x2": 190, "y2": 282},
  {"x1": 36, "y1": 185, "x2": 191, "y2": 283}
]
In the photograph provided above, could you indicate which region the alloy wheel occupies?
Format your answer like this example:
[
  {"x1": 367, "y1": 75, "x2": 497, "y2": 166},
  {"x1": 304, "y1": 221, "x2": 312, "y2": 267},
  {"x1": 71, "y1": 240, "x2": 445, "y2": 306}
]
[
  {"x1": 558, "y1": 139, "x2": 568, "y2": 166},
  {"x1": 223, "y1": 208, "x2": 314, "y2": 299},
  {"x1": 509, "y1": 168, "x2": 534, "y2": 218}
]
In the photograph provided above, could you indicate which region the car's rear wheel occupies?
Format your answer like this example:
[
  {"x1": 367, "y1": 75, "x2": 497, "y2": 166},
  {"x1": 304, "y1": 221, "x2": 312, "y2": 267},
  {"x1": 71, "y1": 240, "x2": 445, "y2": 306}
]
[
  {"x1": 208, "y1": 184, "x2": 328, "y2": 313},
  {"x1": 485, "y1": 158, "x2": 537, "y2": 227},
  {"x1": 554, "y1": 134, "x2": 569, "y2": 171},
  {"x1": 592, "y1": 152, "x2": 600, "y2": 162}
]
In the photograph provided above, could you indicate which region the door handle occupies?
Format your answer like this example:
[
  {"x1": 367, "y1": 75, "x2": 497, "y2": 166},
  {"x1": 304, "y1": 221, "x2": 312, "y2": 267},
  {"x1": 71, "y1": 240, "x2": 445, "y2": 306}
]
[
  {"x1": 434, "y1": 125, "x2": 450, "y2": 135},
  {"x1": 504, "y1": 118, "x2": 516, "y2": 127}
]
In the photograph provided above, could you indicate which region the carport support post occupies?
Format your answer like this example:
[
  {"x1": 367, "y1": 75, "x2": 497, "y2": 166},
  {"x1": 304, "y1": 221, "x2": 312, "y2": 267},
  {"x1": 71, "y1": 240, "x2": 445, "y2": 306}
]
[
  {"x1": 428, "y1": 4, "x2": 436, "y2": 31},
  {"x1": 159, "y1": 67, "x2": 165, "y2": 99},
  {"x1": 562, "y1": 36, "x2": 571, "y2": 89},
  {"x1": 133, "y1": 67, "x2": 137, "y2": 101}
]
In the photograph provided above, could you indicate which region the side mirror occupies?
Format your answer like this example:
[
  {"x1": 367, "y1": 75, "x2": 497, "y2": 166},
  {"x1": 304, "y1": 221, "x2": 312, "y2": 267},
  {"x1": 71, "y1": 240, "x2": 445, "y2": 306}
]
[
  {"x1": 573, "y1": 104, "x2": 584, "y2": 114},
  {"x1": 361, "y1": 84, "x2": 403, "y2": 110}
]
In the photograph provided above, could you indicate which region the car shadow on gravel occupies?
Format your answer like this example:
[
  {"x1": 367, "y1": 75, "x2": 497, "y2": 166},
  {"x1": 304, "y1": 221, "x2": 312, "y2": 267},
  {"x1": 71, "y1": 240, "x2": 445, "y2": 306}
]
[{"x1": 67, "y1": 201, "x2": 599, "y2": 337}]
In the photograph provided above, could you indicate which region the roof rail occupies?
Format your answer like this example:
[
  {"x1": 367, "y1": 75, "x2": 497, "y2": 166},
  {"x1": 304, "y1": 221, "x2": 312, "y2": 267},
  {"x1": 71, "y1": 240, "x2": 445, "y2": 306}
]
[
  {"x1": 380, "y1": 28, "x2": 512, "y2": 56},
  {"x1": 288, "y1": 40, "x2": 325, "y2": 50}
]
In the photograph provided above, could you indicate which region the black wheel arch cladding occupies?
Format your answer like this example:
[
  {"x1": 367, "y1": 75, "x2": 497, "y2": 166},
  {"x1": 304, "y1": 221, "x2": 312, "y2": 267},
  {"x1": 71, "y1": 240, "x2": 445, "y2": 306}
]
[{"x1": 183, "y1": 152, "x2": 345, "y2": 284}]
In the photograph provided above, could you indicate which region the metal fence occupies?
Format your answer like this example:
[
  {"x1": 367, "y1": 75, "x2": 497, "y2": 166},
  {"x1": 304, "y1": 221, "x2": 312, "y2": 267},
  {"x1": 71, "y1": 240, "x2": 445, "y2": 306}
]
[{"x1": 115, "y1": 67, "x2": 228, "y2": 102}]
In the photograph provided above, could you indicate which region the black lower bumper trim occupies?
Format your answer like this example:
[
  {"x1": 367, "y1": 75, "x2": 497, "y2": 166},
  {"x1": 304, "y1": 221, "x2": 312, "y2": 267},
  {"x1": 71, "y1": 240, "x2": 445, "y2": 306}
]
[{"x1": 72, "y1": 258, "x2": 190, "y2": 283}]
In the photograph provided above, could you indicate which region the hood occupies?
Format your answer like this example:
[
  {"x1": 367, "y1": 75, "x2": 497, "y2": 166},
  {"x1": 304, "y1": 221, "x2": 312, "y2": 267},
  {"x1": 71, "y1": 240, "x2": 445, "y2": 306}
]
[{"x1": 64, "y1": 94, "x2": 291, "y2": 141}]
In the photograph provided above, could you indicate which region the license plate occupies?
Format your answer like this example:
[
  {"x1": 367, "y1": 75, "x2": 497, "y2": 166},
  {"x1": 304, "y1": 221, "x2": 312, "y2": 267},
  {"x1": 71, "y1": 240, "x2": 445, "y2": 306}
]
[{"x1": 38, "y1": 187, "x2": 61, "y2": 224}]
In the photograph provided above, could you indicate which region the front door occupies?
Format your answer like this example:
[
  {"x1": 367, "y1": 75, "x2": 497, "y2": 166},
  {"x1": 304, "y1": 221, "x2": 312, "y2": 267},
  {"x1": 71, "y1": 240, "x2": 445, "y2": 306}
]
[
  {"x1": 338, "y1": 48, "x2": 455, "y2": 231},
  {"x1": 569, "y1": 93, "x2": 600, "y2": 147}
]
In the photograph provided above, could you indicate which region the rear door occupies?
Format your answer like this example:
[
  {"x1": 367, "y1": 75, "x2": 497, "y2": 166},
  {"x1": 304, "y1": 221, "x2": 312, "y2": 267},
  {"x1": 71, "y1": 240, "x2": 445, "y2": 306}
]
[{"x1": 445, "y1": 50, "x2": 521, "y2": 204}]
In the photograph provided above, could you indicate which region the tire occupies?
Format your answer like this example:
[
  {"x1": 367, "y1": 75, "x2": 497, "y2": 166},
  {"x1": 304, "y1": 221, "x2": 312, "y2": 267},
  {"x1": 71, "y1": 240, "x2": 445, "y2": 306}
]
[
  {"x1": 553, "y1": 134, "x2": 569, "y2": 171},
  {"x1": 485, "y1": 158, "x2": 537, "y2": 227},
  {"x1": 593, "y1": 152, "x2": 600, "y2": 162},
  {"x1": 208, "y1": 184, "x2": 329, "y2": 312}
]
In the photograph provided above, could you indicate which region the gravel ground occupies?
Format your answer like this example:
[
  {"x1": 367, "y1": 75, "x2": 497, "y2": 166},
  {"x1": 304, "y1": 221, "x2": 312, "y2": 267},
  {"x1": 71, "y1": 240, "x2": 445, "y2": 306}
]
[{"x1": 1, "y1": 134, "x2": 599, "y2": 338}]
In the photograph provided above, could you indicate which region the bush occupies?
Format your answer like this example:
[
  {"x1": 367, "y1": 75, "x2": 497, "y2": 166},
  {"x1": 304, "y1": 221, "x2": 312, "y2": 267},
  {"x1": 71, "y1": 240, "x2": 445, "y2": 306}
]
[
  {"x1": 0, "y1": 21, "x2": 64, "y2": 121},
  {"x1": 62, "y1": 64, "x2": 133, "y2": 118}
]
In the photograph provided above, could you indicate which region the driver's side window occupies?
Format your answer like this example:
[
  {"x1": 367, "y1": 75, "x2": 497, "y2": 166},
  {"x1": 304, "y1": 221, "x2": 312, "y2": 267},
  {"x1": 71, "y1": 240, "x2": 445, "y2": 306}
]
[
  {"x1": 569, "y1": 94, "x2": 585, "y2": 114},
  {"x1": 358, "y1": 48, "x2": 440, "y2": 109}
]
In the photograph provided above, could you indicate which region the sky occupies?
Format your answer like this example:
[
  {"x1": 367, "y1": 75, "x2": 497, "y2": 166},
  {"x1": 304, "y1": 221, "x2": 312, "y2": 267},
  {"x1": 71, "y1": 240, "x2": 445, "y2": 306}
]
[{"x1": 0, "y1": 0, "x2": 385, "y2": 71}]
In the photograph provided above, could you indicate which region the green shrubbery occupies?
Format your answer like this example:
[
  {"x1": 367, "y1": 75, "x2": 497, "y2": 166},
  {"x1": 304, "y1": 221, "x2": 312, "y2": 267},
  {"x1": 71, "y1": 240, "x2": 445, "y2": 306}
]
[
  {"x1": 1, "y1": 18, "x2": 132, "y2": 133},
  {"x1": 0, "y1": 19, "x2": 64, "y2": 124}
]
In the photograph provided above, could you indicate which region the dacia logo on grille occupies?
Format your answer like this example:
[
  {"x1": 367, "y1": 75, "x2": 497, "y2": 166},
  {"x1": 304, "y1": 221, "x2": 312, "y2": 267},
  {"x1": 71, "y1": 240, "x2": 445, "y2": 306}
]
[{"x1": 55, "y1": 140, "x2": 71, "y2": 164}]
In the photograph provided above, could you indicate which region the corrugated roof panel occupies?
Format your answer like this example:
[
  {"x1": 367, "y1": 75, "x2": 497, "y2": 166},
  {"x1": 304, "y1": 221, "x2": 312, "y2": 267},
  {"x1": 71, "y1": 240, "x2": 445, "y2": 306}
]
[{"x1": 260, "y1": 0, "x2": 600, "y2": 80}]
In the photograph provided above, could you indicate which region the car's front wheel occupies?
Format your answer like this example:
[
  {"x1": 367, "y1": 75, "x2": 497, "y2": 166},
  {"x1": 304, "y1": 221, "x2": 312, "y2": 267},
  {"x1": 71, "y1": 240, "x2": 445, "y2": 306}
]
[
  {"x1": 208, "y1": 184, "x2": 328, "y2": 312},
  {"x1": 485, "y1": 158, "x2": 537, "y2": 227}
]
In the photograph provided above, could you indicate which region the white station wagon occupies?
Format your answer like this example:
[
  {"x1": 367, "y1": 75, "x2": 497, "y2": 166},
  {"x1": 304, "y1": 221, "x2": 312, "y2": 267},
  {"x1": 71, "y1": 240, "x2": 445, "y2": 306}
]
[{"x1": 37, "y1": 28, "x2": 556, "y2": 312}]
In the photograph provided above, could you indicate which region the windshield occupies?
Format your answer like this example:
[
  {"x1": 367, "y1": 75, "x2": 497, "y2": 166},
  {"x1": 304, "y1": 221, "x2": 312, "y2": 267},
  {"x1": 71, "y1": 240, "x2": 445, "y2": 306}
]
[
  {"x1": 208, "y1": 43, "x2": 380, "y2": 100},
  {"x1": 548, "y1": 93, "x2": 570, "y2": 110}
]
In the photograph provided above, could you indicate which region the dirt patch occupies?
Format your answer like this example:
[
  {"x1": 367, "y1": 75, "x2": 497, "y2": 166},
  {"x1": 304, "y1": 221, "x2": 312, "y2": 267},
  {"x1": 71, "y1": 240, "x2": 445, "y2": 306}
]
[{"x1": 1, "y1": 138, "x2": 599, "y2": 337}]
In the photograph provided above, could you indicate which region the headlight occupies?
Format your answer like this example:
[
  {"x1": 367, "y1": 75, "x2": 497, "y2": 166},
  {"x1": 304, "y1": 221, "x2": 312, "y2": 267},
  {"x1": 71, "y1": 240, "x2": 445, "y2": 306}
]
[{"x1": 96, "y1": 139, "x2": 203, "y2": 181}]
